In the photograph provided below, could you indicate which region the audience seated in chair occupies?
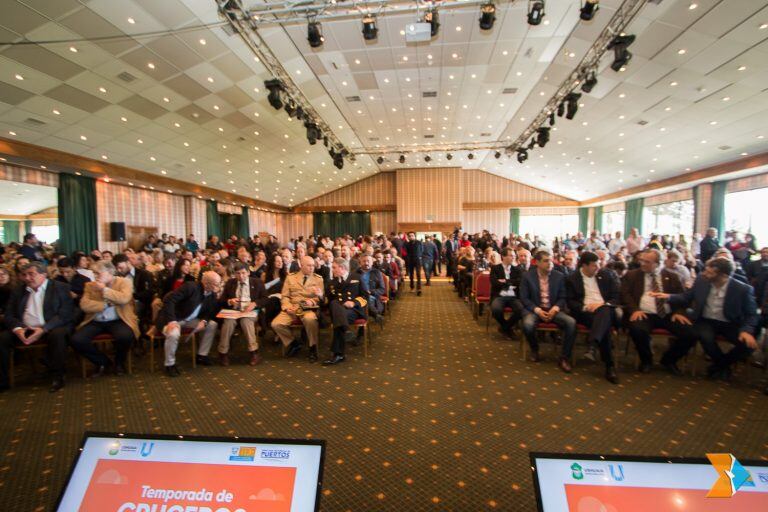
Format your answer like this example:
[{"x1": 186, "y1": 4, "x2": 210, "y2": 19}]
[
  {"x1": 218, "y1": 262, "x2": 268, "y2": 366},
  {"x1": 489, "y1": 247, "x2": 523, "y2": 338},
  {"x1": 323, "y1": 258, "x2": 368, "y2": 366}
]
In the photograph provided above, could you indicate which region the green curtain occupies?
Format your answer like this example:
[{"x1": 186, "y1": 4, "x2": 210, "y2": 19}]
[
  {"x1": 578, "y1": 207, "x2": 589, "y2": 234},
  {"x1": 508, "y1": 208, "x2": 520, "y2": 234},
  {"x1": 58, "y1": 173, "x2": 98, "y2": 253},
  {"x1": 624, "y1": 198, "x2": 644, "y2": 237},
  {"x1": 238, "y1": 209, "x2": 250, "y2": 239},
  {"x1": 709, "y1": 181, "x2": 727, "y2": 242},
  {"x1": 24, "y1": 220, "x2": 32, "y2": 236},
  {"x1": 312, "y1": 212, "x2": 371, "y2": 238},
  {"x1": 593, "y1": 206, "x2": 603, "y2": 233},
  {"x1": 2, "y1": 220, "x2": 21, "y2": 243},
  {"x1": 206, "y1": 200, "x2": 221, "y2": 239},
  {"x1": 219, "y1": 213, "x2": 240, "y2": 240}
]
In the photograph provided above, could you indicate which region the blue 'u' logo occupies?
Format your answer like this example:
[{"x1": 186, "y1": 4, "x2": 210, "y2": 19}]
[
  {"x1": 140, "y1": 442, "x2": 154, "y2": 457},
  {"x1": 609, "y1": 464, "x2": 625, "y2": 481}
]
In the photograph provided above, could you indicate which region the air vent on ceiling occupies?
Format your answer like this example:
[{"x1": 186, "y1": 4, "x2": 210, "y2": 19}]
[
  {"x1": 422, "y1": 91, "x2": 437, "y2": 98},
  {"x1": 502, "y1": 87, "x2": 518, "y2": 94},
  {"x1": 719, "y1": 145, "x2": 732, "y2": 151},
  {"x1": 174, "y1": 163, "x2": 184, "y2": 168},
  {"x1": 636, "y1": 120, "x2": 648, "y2": 126},
  {"x1": 237, "y1": 136, "x2": 246, "y2": 142},
  {"x1": 424, "y1": 134, "x2": 435, "y2": 139},
  {"x1": 368, "y1": 137, "x2": 380, "y2": 141},
  {"x1": 24, "y1": 117, "x2": 46, "y2": 126},
  {"x1": 480, "y1": 132, "x2": 491, "y2": 137},
  {"x1": 345, "y1": 95, "x2": 361, "y2": 102},
  {"x1": 117, "y1": 71, "x2": 137, "y2": 83}
]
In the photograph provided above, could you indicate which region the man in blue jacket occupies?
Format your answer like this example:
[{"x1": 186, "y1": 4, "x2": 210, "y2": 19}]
[
  {"x1": 652, "y1": 257, "x2": 758, "y2": 381},
  {"x1": 520, "y1": 249, "x2": 576, "y2": 373}
]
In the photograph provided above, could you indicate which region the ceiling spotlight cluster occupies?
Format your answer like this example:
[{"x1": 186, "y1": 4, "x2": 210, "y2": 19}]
[
  {"x1": 527, "y1": 1, "x2": 545, "y2": 26},
  {"x1": 608, "y1": 34, "x2": 636, "y2": 71},
  {"x1": 264, "y1": 78, "x2": 348, "y2": 169}
]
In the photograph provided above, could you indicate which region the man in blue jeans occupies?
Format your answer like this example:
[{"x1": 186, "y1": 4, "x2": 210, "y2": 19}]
[
  {"x1": 519, "y1": 250, "x2": 576, "y2": 373},
  {"x1": 421, "y1": 235, "x2": 438, "y2": 285}
]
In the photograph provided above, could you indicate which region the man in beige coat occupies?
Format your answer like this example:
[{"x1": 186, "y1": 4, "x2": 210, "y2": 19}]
[
  {"x1": 71, "y1": 260, "x2": 139, "y2": 376},
  {"x1": 271, "y1": 256, "x2": 324, "y2": 362}
]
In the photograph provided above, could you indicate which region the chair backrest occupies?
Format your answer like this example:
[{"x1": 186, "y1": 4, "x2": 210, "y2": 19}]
[
  {"x1": 382, "y1": 274, "x2": 390, "y2": 294},
  {"x1": 475, "y1": 272, "x2": 491, "y2": 299}
]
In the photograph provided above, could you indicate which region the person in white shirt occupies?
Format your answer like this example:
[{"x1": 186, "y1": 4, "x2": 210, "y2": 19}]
[
  {"x1": 625, "y1": 228, "x2": 645, "y2": 255},
  {"x1": 607, "y1": 231, "x2": 625, "y2": 255},
  {"x1": 566, "y1": 252, "x2": 621, "y2": 384},
  {"x1": 584, "y1": 231, "x2": 606, "y2": 251}
]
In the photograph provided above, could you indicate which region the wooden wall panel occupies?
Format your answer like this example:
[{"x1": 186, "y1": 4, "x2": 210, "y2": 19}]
[
  {"x1": 0, "y1": 163, "x2": 59, "y2": 187},
  {"x1": 96, "y1": 181, "x2": 187, "y2": 253},
  {"x1": 300, "y1": 172, "x2": 396, "y2": 208},
  {"x1": 645, "y1": 189, "x2": 693, "y2": 207},
  {"x1": 184, "y1": 197, "x2": 207, "y2": 244},
  {"x1": 371, "y1": 211, "x2": 397, "y2": 235},
  {"x1": 726, "y1": 173, "x2": 768, "y2": 193},
  {"x1": 276, "y1": 213, "x2": 312, "y2": 243},
  {"x1": 461, "y1": 209, "x2": 509, "y2": 236},
  {"x1": 249, "y1": 209, "x2": 278, "y2": 237},
  {"x1": 396, "y1": 167, "x2": 462, "y2": 224},
  {"x1": 462, "y1": 170, "x2": 571, "y2": 203}
]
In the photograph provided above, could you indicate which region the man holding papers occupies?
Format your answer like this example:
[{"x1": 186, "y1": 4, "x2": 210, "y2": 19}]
[{"x1": 218, "y1": 262, "x2": 268, "y2": 366}]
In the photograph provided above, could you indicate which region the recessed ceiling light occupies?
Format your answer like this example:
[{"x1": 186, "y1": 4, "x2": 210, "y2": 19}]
[
  {"x1": 342, "y1": 80, "x2": 348, "y2": 86},
  {"x1": 80, "y1": 135, "x2": 87, "y2": 140},
  {"x1": 137, "y1": 139, "x2": 143, "y2": 144},
  {"x1": 163, "y1": 97, "x2": 170, "y2": 102},
  {"x1": 455, "y1": 26, "x2": 462, "y2": 31},
  {"x1": 207, "y1": 76, "x2": 214, "y2": 82},
  {"x1": 709, "y1": 121, "x2": 717, "y2": 125},
  {"x1": 150, "y1": 156, "x2": 156, "y2": 161},
  {"x1": 427, "y1": 54, "x2": 433, "y2": 60},
  {"x1": 14, "y1": 74, "x2": 23, "y2": 80},
  {"x1": 669, "y1": 81, "x2": 678, "y2": 86},
  {"x1": 688, "y1": 3, "x2": 697, "y2": 9},
  {"x1": 471, "y1": 74, "x2": 477, "y2": 79},
  {"x1": 760, "y1": 23, "x2": 768, "y2": 30},
  {"x1": 98, "y1": 86, "x2": 107, "y2": 93},
  {"x1": 737, "y1": 65, "x2": 746, "y2": 71},
  {"x1": 722, "y1": 96, "x2": 731, "y2": 101},
  {"x1": 199, "y1": 38, "x2": 206, "y2": 45},
  {"x1": 664, "y1": 106, "x2": 671, "y2": 111},
  {"x1": 101, "y1": 155, "x2": 108, "y2": 160},
  {"x1": 677, "y1": 49, "x2": 686, "y2": 55},
  {"x1": 52, "y1": 109, "x2": 60, "y2": 115},
  {"x1": 147, "y1": 62, "x2": 155, "y2": 69},
  {"x1": 69, "y1": 46, "x2": 78, "y2": 53},
  {"x1": 127, "y1": 17, "x2": 135, "y2": 24},
  {"x1": 757, "y1": 135, "x2": 764, "y2": 139},
  {"x1": 161, "y1": 170, "x2": 167, "y2": 175},
  {"x1": 405, "y1": 77, "x2": 411, "y2": 82},
  {"x1": 516, "y1": 71, "x2": 523, "y2": 77},
  {"x1": 173, "y1": 122, "x2": 180, "y2": 128},
  {"x1": 741, "y1": 152, "x2": 749, "y2": 156},
  {"x1": 213, "y1": 105, "x2": 219, "y2": 110}
]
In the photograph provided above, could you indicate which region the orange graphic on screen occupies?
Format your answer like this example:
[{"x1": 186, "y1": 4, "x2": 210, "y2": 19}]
[
  {"x1": 565, "y1": 484, "x2": 768, "y2": 511},
  {"x1": 79, "y1": 459, "x2": 296, "y2": 512}
]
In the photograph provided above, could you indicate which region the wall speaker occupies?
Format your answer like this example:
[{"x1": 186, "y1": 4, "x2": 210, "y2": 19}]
[{"x1": 109, "y1": 222, "x2": 126, "y2": 242}]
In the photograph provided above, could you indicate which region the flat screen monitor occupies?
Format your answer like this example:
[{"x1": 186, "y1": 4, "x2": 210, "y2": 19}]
[
  {"x1": 55, "y1": 432, "x2": 325, "y2": 512},
  {"x1": 530, "y1": 452, "x2": 768, "y2": 511}
]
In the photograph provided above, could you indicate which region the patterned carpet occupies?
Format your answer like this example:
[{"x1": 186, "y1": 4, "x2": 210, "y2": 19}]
[{"x1": 1, "y1": 281, "x2": 767, "y2": 511}]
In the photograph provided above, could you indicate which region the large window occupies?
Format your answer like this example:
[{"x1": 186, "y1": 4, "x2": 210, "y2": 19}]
[
  {"x1": 34, "y1": 225, "x2": 60, "y2": 244},
  {"x1": 642, "y1": 200, "x2": 694, "y2": 238},
  {"x1": 725, "y1": 187, "x2": 768, "y2": 246},
  {"x1": 602, "y1": 210, "x2": 625, "y2": 236},
  {"x1": 519, "y1": 214, "x2": 578, "y2": 244}
]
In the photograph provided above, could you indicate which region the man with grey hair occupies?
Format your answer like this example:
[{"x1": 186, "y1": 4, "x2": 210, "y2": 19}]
[
  {"x1": 323, "y1": 257, "x2": 368, "y2": 365},
  {"x1": 156, "y1": 271, "x2": 221, "y2": 377},
  {"x1": 0, "y1": 261, "x2": 74, "y2": 392},
  {"x1": 71, "y1": 260, "x2": 139, "y2": 377}
]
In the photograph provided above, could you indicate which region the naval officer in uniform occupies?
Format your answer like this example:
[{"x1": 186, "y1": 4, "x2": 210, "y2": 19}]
[
  {"x1": 323, "y1": 258, "x2": 368, "y2": 365},
  {"x1": 271, "y1": 256, "x2": 324, "y2": 362}
]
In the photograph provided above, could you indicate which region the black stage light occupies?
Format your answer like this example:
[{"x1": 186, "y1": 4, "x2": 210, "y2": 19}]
[
  {"x1": 425, "y1": 155, "x2": 432, "y2": 162},
  {"x1": 307, "y1": 21, "x2": 324, "y2": 48},
  {"x1": 581, "y1": 71, "x2": 597, "y2": 93},
  {"x1": 399, "y1": 154, "x2": 406, "y2": 164},
  {"x1": 264, "y1": 79, "x2": 284, "y2": 110},
  {"x1": 557, "y1": 102, "x2": 565, "y2": 117},
  {"x1": 580, "y1": 0, "x2": 599, "y2": 21},
  {"x1": 608, "y1": 34, "x2": 635, "y2": 71},
  {"x1": 468, "y1": 153, "x2": 474, "y2": 160},
  {"x1": 446, "y1": 153, "x2": 453, "y2": 160},
  {"x1": 527, "y1": 138, "x2": 536, "y2": 150},
  {"x1": 479, "y1": 3, "x2": 496, "y2": 30},
  {"x1": 537, "y1": 127, "x2": 550, "y2": 147},
  {"x1": 362, "y1": 16, "x2": 378, "y2": 40},
  {"x1": 517, "y1": 149, "x2": 528, "y2": 163},
  {"x1": 294, "y1": 106, "x2": 304, "y2": 120},
  {"x1": 376, "y1": 156, "x2": 384, "y2": 164},
  {"x1": 528, "y1": 1, "x2": 545, "y2": 26},
  {"x1": 305, "y1": 121, "x2": 319, "y2": 145},
  {"x1": 565, "y1": 92, "x2": 582, "y2": 120},
  {"x1": 549, "y1": 112, "x2": 556, "y2": 126},
  {"x1": 494, "y1": 151, "x2": 501, "y2": 159},
  {"x1": 333, "y1": 151, "x2": 344, "y2": 169},
  {"x1": 426, "y1": 9, "x2": 440, "y2": 37}
]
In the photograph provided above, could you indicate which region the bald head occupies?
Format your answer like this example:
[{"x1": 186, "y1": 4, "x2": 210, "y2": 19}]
[
  {"x1": 300, "y1": 255, "x2": 316, "y2": 275},
  {"x1": 201, "y1": 271, "x2": 221, "y2": 293}
]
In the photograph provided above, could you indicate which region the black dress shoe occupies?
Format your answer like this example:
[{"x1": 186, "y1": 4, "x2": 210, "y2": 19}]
[
  {"x1": 91, "y1": 365, "x2": 110, "y2": 378},
  {"x1": 286, "y1": 340, "x2": 302, "y2": 357},
  {"x1": 764, "y1": 386, "x2": 768, "y2": 397},
  {"x1": 417, "y1": 290, "x2": 422, "y2": 296},
  {"x1": 308, "y1": 347, "x2": 318, "y2": 363},
  {"x1": 115, "y1": 364, "x2": 127, "y2": 376},
  {"x1": 49, "y1": 377, "x2": 65, "y2": 393},
  {"x1": 660, "y1": 360, "x2": 683, "y2": 376},
  {"x1": 605, "y1": 367, "x2": 619, "y2": 384},
  {"x1": 529, "y1": 351, "x2": 541, "y2": 363},
  {"x1": 322, "y1": 354, "x2": 345, "y2": 366},
  {"x1": 196, "y1": 355, "x2": 213, "y2": 366},
  {"x1": 164, "y1": 365, "x2": 181, "y2": 377},
  {"x1": 638, "y1": 362, "x2": 653, "y2": 373}
]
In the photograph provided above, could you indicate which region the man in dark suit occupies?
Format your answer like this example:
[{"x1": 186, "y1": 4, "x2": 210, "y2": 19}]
[
  {"x1": 316, "y1": 250, "x2": 334, "y2": 284},
  {"x1": 620, "y1": 249, "x2": 696, "y2": 374},
  {"x1": 519, "y1": 250, "x2": 576, "y2": 372},
  {"x1": 112, "y1": 253, "x2": 154, "y2": 330},
  {"x1": 566, "y1": 251, "x2": 621, "y2": 383},
  {"x1": 354, "y1": 254, "x2": 386, "y2": 320},
  {"x1": 156, "y1": 271, "x2": 222, "y2": 376},
  {"x1": 323, "y1": 258, "x2": 368, "y2": 366},
  {"x1": 218, "y1": 262, "x2": 268, "y2": 366},
  {"x1": 653, "y1": 257, "x2": 759, "y2": 381},
  {"x1": 0, "y1": 262, "x2": 74, "y2": 392},
  {"x1": 404, "y1": 232, "x2": 424, "y2": 296},
  {"x1": 444, "y1": 234, "x2": 460, "y2": 286},
  {"x1": 421, "y1": 236, "x2": 438, "y2": 286},
  {"x1": 489, "y1": 247, "x2": 523, "y2": 337},
  {"x1": 700, "y1": 227, "x2": 720, "y2": 262},
  {"x1": 432, "y1": 234, "x2": 443, "y2": 276},
  {"x1": 555, "y1": 250, "x2": 577, "y2": 278},
  {"x1": 746, "y1": 247, "x2": 768, "y2": 285}
]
